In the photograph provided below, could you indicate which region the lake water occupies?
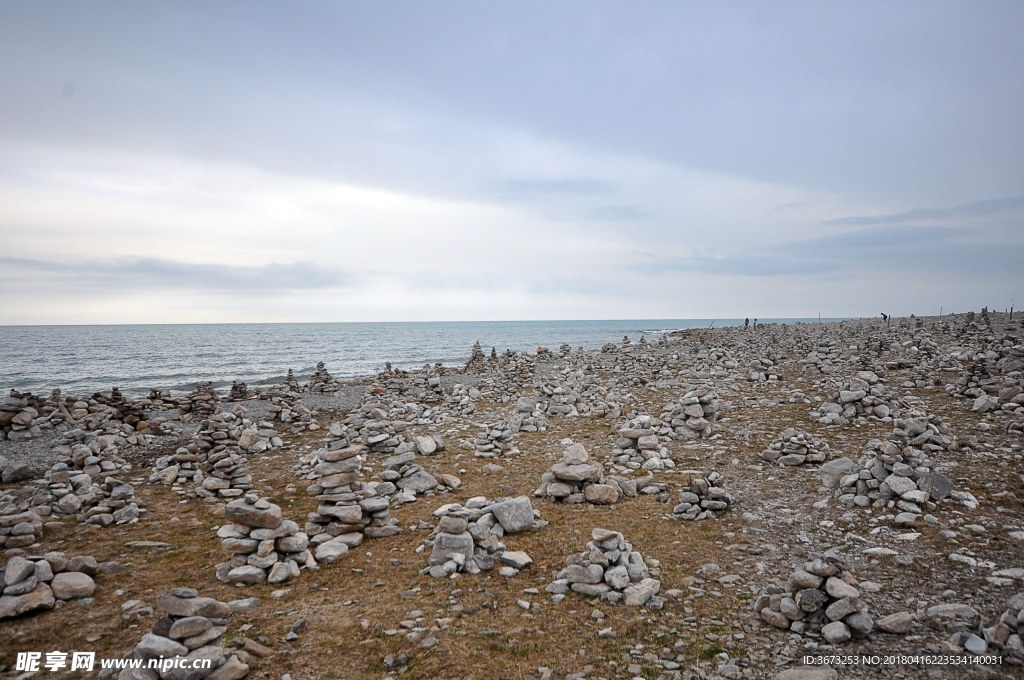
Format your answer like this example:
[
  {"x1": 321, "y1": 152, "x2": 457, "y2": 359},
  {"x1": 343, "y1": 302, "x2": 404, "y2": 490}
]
[{"x1": 0, "y1": 318, "x2": 834, "y2": 397}]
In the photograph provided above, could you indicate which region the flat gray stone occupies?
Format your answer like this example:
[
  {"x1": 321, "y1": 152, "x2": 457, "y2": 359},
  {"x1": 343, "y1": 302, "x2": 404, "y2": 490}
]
[{"x1": 488, "y1": 496, "x2": 535, "y2": 534}]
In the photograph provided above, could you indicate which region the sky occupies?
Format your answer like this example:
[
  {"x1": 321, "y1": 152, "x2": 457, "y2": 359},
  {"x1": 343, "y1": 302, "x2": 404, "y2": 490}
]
[{"x1": 1, "y1": 1, "x2": 1022, "y2": 324}]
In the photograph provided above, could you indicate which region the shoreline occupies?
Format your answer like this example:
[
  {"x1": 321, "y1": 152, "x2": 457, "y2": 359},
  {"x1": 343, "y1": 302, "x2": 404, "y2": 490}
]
[{"x1": 0, "y1": 307, "x2": 1022, "y2": 678}]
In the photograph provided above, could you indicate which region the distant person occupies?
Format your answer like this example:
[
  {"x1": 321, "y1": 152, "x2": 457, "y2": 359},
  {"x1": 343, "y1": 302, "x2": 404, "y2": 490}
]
[
  {"x1": 753, "y1": 318, "x2": 758, "y2": 329},
  {"x1": 744, "y1": 318, "x2": 749, "y2": 330}
]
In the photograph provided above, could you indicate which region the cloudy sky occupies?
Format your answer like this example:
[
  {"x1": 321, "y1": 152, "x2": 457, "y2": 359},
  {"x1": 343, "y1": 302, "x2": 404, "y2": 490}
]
[{"x1": 1, "y1": 1, "x2": 1022, "y2": 324}]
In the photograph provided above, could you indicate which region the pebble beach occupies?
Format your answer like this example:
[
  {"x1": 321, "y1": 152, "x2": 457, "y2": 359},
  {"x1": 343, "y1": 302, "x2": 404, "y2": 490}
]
[{"x1": 1, "y1": 310, "x2": 1023, "y2": 680}]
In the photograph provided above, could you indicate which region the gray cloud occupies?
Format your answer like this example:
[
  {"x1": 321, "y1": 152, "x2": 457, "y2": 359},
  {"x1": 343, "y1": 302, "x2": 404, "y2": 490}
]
[
  {"x1": 498, "y1": 178, "x2": 617, "y2": 197},
  {"x1": 0, "y1": 3, "x2": 1022, "y2": 321},
  {"x1": 589, "y1": 205, "x2": 649, "y2": 221},
  {"x1": 825, "y1": 196, "x2": 1024, "y2": 226},
  {"x1": 636, "y1": 225, "x2": 1022, "y2": 278},
  {"x1": 0, "y1": 257, "x2": 353, "y2": 293}
]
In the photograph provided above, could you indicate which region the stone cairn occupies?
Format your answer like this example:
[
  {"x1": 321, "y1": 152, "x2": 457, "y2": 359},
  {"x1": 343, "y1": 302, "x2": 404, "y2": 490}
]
[
  {"x1": 7, "y1": 428, "x2": 138, "y2": 526},
  {"x1": 305, "y1": 360, "x2": 333, "y2": 393},
  {"x1": 193, "y1": 405, "x2": 255, "y2": 457},
  {"x1": 970, "y1": 379, "x2": 1024, "y2": 416},
  {"x1": 745, "y1": 356, "x2": 781, "y2": 382},
  {"x1": 151, "y1": 405, "x2": 271, "y2": 494},
  {"x1": 755, "y1": 556, "x2": 898, "y2": 645},
  {"x1": 264, "y1": 391, "x2": 314, "y2": 434},
  {"x1": 0, "y1": 553, "x2": 101, "y2": 620},
  {"x1": 671, "y1": 471, "x2": 733, "y2": 520},
  {"x1": 826, "y1": 427, "x2": 966, "y2": 516},
  {"x1": 663, "y1": 386, "x2": 720, "y2": 440},
  {"x1": 469, "y1": 420, "x2": 516, "y2": 458},
  {"x1": 507, "y1": 396, "x2": 548, "y2": 433},
  {"x1": 44, "y1": 464, "x2": 138, "y2": 526},
  {"x1": 307, "y1": 477, "x2": 401, "y2": 562},
  {"x1": 976, "y1": 592, "x2": 1024, "y2": 665},
  {"x1": 379, "y1": 449, "x2": 455, "y2": 498},
  {"x1": 147, "y1": 388, "x2": 176, "y2": 407},
  {"x1": 612, "y1": 416, "x2": 675, "y2": 472},
  {"x1": 421, "y1": 495, "x2": 542, "y2": 578},
  {"x1": 121, "y1": 589, "x2": 249, "y2": 679},
  {"x1": 546, "y1": 529, "x2": 663, "y2": 608},
  {"x1": 354, "y1": 409, "x2": 402, "y2": 455},
  {"x1": 214, "y1": 495, "x2": 311, "y2": 585},
  {"x1": 0, "y1": 390, "x2": 54, "y2": 442},
  {"x1": 445, "y1": 384, "x2": 479, "y2": 418},
  {"x1": 812, "y1": 371, "x2": 904, "y2": 426},
  {"x1": 196, "y1": 450, "x2": 254, "y2": 500},
  {"x1": 283, "y1": 369, "x2": 300, "y2": 391},
  {"x1": 797, "y1": 340, "x2": 843, "y2": 376},
  {"x1": 760, "y1": 428, "x2": 832, "y2": 466},
  {"x1": 179, "y1": 381, "x2": 219, "y2": 422},
  {"x1": 298, "y1": 427, "x2": 402, "y2": 563},
  {"x1": 227, "y1": 381, "x2": 249, "y2": 401},
  {"x1": 537, "y1": 443, "x2": 629, "y2": 505},
  {"x1": 0, "y1": 507, "x2": 42, "y2": 550},
  {"x1": 464, "y1": 340, "x2": 488, "y2": 371}
]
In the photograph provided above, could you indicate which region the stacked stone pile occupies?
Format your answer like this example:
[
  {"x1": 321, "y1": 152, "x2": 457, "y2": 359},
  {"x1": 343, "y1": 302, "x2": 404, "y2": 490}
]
[
  {"x1": 150, "y1": 444, "x2": 203, "y2": 487},
  {"x1": 34, "y1": 459, "x2": 139, "y2": 525},
  {"x1": 493, "y1": 350, "x2": 537, "y2": 395},
  {"x1": 811, "y1": 371, "x2": 905, "y2": 425},
  {"x1": 761, "y1": 428, "x2": 832, "y2": 466},
  {"x1": 797, "y1": 342, "x2": 843, "y2": 376},
  {"x1": 215, "y1": 494, "x2": 312, "y2": 585},
  {"x1": 463, "y1": 340, "x2": 488, "y2": 371},
  {"x1": 687, "y1": 347, "x2": 737, "y2": 380},
  {"x1": 468, "y1": 420, "x2": 516, "y2": 458},
  {"x1": 306, "y1": 468, "x2": 402, "y2": 554},
  {"x1": 263, "y1": 390, "x2": 316, "y2": 434},
  {"x1": 120, "y1": 589, "x2": 250, "y2": 679},
  {"x1": 0, "y1": 507, "x2": 42, "y2": 549},
  {"x1": 507, "y1": 396, "x2": 548, "y2": 433},
  {"x1": 283, "y1": 369, "x2": 300, "y2": 391},
  {"x1": 305, "y1": 361, "x2": 333, "y2": 393},
  {"x1": 445, "y1": 384, "x2": 479, "y2": 417},
  {"x1": 671, "y1": 471, "x2": 733, "y2": 520},
  {"x1": 1, "y1": 390, "x2": 56, "y2": 442},
  {"x1": 537, "y1": 443, "x2": 634, "y2": 505},
  {"x1": 10, "y1": 428, "x2": 139, "y2": 525},
  {"x1": 3, "y1": 387, "x2": 173, "y2": 446},
  {"x1": 786, "y1": 389, "x2": 813, "y2": 404},
  {"x1": 0, "y1": 552, "x2": 101, "y2": 620},
  {"x1": 195, "y1": 450, "x2": 253, "y2": 499},
  {"x1": 824, "y1": 436, "x2": 969, "y2": 515},
  {"x1": 756, "y1": 557, "x2": 898, "y2": 644},
  {"x1": 745, "y1": 355, "x2": 781, "y2": 382},
  {"x1": 147, "y1": 388, "x2": 176, "y2": 407},
  {"x1": 974, "y1": 592, "x2": 1024, "y2": 665},
  {"x1": 351, "y1": 406, "x2": 402, "y2": 454},
  {"x1": 422, "y1": 495, "x2": 542, "y2": 578},
  {"x1": 969, "y1": 379, "x2": 1024, "y2": 416},
  {"x1": 190, "y1": 408, "x2": 243, "y2": 457},
  {"x1": 610, "y1": 416, "x2": 675, "y2": 471},
  {"x1": 227, "y1": 381, "x2": 249, "y2": 401},
  {"x1": 296, "y1": 423, "x2": 357, "y2": 488},
  {"x1": 532, "y1": 374, "x2": 582, "y2": 417},
  {"x1": 663, "y1": 386, "x2": 720, "y2": 440},
  {"x1": 546, "y1": 529, "x2": 663, "y2": 607},
  {"x1": 179, "y1": 381, "x2": 219, "y2": 422},
  {"x1": 381, "y1": 449, "x2": 456, "y2": 495}
]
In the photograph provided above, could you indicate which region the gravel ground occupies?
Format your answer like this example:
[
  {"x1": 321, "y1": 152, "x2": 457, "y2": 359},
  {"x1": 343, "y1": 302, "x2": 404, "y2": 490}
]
[{"x1": 0, "y1": 428, "x2": 63, "y2": 473}]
